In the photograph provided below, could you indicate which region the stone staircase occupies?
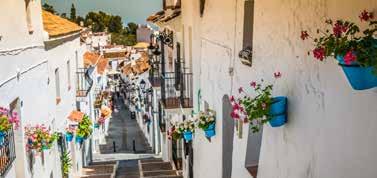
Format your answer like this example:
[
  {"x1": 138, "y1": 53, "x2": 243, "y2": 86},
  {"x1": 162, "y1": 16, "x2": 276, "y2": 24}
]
[
  {"x1": 76, "y1": 161, "x2": 118, "y2": 178},
  {"x1": 139, "y1": 158, "x2": 182, "y2": 178}
]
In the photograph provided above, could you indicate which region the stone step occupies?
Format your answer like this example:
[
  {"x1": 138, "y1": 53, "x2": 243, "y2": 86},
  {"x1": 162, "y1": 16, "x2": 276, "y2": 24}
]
[
  {"x1": 90, "y1": 161, "x2": 117, "y2": 166},
  {"x1": 82, "y1": 165, "x2": 115, "y2": 175},
  {"x1": 139, "y1": 158, "x2": 163, "y2": 164},
  {"x1": 116, "y1": 175, "x2": 140, "y2": 178},
  {"x1": 143, "y1": 176, "x2": 183, "y2": 178},
  {"x1": 140, "y1": 162, "x2": 172, "y2": 171},
  {"x1": 75, "y1": 173, "x2": 112, "y2": 178},
  {"x1": 143, "y1": 170, "x2": 177, "y2": 177}
]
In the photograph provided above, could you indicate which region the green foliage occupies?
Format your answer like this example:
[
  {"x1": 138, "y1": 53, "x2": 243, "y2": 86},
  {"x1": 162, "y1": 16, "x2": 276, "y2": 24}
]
[
  {"x1": 126, "y1": 22, "x2": 138, "y2": 35},
  {"x1": 76, "y1": 115, "x2": 93, "y2": 138},
  {"x1": 61, "y1": 151, "x2": 72, "y2": 177},
  {"x1": 60, "y1": 13, "x2": 68, "y2": 19},
  {"x1": 108, "y1": 16, "x2": 123, "y2": 33},
  {"x1": 0, "y1": 116, "x2": 11, "y2": 132},
  {"x1": 42, "y1": 3, "x2": 57, "y2": 14},
  {"x1": 240, "y1": 83, "x2": 273, "y2": 133},
  {"x1": 111, "y1": 32, "x2": 137, "y2": 46},
  {"x1": 70, "y1": 3, "x2": 76, "y2": 22},
  {"x1": 197, "y1": 110, "x2": 216, "y2": 130}
]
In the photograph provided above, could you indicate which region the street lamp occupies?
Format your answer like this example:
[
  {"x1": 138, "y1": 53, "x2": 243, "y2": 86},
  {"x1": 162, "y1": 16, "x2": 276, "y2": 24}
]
[{"x1": 140, "y1": 79, "x2": 146, "y2": 90}]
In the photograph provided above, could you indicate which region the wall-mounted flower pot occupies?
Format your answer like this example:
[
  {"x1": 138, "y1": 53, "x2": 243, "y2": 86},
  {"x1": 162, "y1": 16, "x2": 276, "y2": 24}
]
[
  {"x1": 269, "y1": 96, "x2": 287, "y2": 127},
  {"x1": 94, "y1": 123, "x2": 100, "y2": 129},
  {"x1": 0, "y1": 132, "x2": 5, "y2": 146},
  {"x1": 336, "y1": 56, "x2": 377, "y2": 90},
  {"x1": 65, "y1": 133, "x2": 73, "y2": 142},
  {"x1": 204, "y1": 123, "x2": 216, "y2": 138},
  {"x1": 75, "y1": 136, "x2": 84, "y2": 144},
  {"x1": 183, "y1": 131, "x2": 193, "y2": 142}
]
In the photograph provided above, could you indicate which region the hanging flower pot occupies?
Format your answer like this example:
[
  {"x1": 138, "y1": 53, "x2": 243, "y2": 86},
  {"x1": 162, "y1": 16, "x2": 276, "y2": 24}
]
[
  {"x1": 183, "y1": 131, "x2": 193, "y2": 142},
  {"x1": 65, "y1": 133, "x2": 73, "y2": 142},
  {"x1": 0, "y1": 131, "x2": 5, "y2": 146},
  {"x1": 94, "y1": 123, "x2": 100, "y2": 129},
  {"x1": 75, "y1": 136, "x2": 84, "y2": 144},
  {"x1": 336, "y1": 56, "x2": 377, "y2": 90},
  {"x1": 269, "y1": 96, "x2": 288, "y2": 127},
  {"x1": 25, "y1": 125, "x2": 58, "y2": 152},
  {"x1": 301, "y1": 10, "x2": 377, "y2": 90},
  {"x1": 197, "y1": 110, "x2": 216, "y2": 138}
]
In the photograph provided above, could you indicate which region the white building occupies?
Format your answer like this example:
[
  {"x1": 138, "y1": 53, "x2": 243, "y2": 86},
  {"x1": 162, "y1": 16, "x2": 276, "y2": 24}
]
[{"x1": 147, "y1": 0, "x2": 377, "y2": 178}]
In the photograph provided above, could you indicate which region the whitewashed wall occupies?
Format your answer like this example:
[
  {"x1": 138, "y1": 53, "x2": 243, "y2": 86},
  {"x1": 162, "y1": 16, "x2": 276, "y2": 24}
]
[{"x1": 182, "y1": 0, "x2": 377, "y2": 178}]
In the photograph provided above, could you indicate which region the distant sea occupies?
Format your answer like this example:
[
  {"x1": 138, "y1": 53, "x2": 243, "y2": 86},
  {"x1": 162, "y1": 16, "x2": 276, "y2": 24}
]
[{"x1": 42, "y1": 0, "x2": 162, "y2": 25}]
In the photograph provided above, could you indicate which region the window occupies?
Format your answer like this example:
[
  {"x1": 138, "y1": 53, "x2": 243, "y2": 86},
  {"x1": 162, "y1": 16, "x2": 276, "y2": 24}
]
[
  {"x1": 239, "y1": 0, "x2": 255, "y2": 66},
  {"x1": 55, "y1": 68, "x2": 61, "y2": 104},
  {"x1": 25, "y1": 0, "x2": 33, "y2": 34},
  {"x1": 67, "y1": 60, "x2": 71, "y2": 90}
]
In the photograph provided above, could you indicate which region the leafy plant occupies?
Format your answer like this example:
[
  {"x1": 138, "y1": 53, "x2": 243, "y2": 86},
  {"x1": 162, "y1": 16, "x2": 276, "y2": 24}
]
[
  {"x1": 301, "y1": 10, "x2": 377, "y2": 72},
  {"x1": 176, "y1": 120, "x2": 195, "y2": 133},
  {"x1": 0, "y1": 116, "x2": 11, "y2": 132},
  {"x1": 76, "y1": 115, "x2": 93, "y2": 138},
  {"x1": 197, "y1": 110, "x2": 216, "y2": 130},
  {"x1": 61, "y1": 151, "x2": 72, "y2": 177}
]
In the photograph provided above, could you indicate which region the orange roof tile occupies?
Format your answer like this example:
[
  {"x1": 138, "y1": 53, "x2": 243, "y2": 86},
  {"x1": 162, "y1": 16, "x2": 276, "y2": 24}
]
[
  {"x1": 83, "y1": 52, "x2": 100, "y2": 67},
  {"x1": 97, "y1": 57, "x2": 109, "y2": 75},
  {"x1": 42, "y1": 10, "x2": 82, "y2": 38},
  {"x1": 67, "y1": 111, "x2": 84, "y2": 122}
]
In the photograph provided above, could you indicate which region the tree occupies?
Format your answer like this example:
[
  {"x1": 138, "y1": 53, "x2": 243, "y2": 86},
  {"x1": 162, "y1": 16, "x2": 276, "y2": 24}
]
[
  {"x1": 42, "y1": 3, "x2": 56, "y2": 14},
  {"x1": 127, "y1": 22, "x2": 138, "y2": 35},
  {"x1": 70, "y1": 3, "x2": 76, "y2": 22},
  {"x1": 60, "y1": 13, "x2": 68, "y2": 19},
  {"x1": 108, "y1": 16, "x2": 123, "y2": 33},
  {"x1": 75, "y1": 16, "x2": 85, "y2": 26}
]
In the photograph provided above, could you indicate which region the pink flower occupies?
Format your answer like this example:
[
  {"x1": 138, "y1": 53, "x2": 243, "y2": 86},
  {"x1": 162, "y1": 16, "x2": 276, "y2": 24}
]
[
  {"x1": 230, "y1": 111, "x2": 240, "y2": 119},
  {"x1": 359, "y1": 10, "x2": 374, "y2": 21},
  {"x1": 344, "y1": 51, "x2": 357, "y2": 65},
  {"x1": 238, "y1": 87, "x2": 244, "y2": 94},
  {"x1": 250, "y1": 81, "x2": 257, "y2": 88},
  {"x1": 313, "y1": 47, "x2": 325, "y2": 61},
  {"x1": 274, "y1": 72, "x2": 282, "y2": 79},
  {"x1": 230, "y1": 96, "x2": 235, "y2": 102},
  {"x1": 232, "y1": 103, "x2": 240, "y2": 110},
  {"x1": 300, "y1": 31, "x2": 309, "y2": 40},
  {"x1": 333, "y1": 21, "x2": 348, "y2": 37}
]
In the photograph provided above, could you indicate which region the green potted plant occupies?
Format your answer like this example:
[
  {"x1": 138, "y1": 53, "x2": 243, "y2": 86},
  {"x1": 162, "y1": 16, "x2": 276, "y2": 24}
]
[
  {"x1": 75, "y1": 115, "x2": 93, "y2": 144},
  {"x1": 25, "y1": 125, "x2": 58, "y2": 152},
  {"x1": 176, "y1": 120, "x2": 195, "y2": 142},
  {"x1": 197, "y1": 110, "x2": 216, "y2": 138},
  {"x1": 61, "y1": 151, "x2": 72, "y2": 178},
  {"x1": 0, "y1": 115, "x2": 11, "y2": 146},
  {"x1": 231, "y1": 74, "x2": 287, "y2": 133},
  {"x1": 301, "y1": 10, "x2": 377, "y2": 90}
]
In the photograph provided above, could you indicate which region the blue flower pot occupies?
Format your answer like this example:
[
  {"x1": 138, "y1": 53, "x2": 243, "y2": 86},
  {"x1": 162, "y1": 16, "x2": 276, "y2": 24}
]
[
  {"x1": 94, "y1": 123, "x2": 100, "y2": 129},
  {"x1": 204, "y1": 123, "x2": 216, "y2": 138},
  {"x1": 75, "y1": 136, "x2": 84, "y2": 144},
  {"x1": 0, "y1": 132, "x2": 5, "y2": 146},
  {"x1": 65, "y1": 133, "x2": 73, "y2": 142},
  {"x1": 269, "y1": 96, "x2": 288, "y2": 127},
  {"x1": 336, "y1": 56, "x2": 377, "y2": 90},
  {"x1": 183, "y1": 131, "x2": 193, "y2": 142}
]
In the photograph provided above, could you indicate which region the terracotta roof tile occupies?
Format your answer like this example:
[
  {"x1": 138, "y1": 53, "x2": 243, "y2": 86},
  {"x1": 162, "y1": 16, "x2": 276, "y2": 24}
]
[
  {"x1": 83, "y1": 52, "x2": 100, "y2": 67},
  {"x1": 42, "y1": 10, "x2": 82, "y2": 38},
  {"x1": 97, "y1": 57, "x2": 109, "y2": 75}
]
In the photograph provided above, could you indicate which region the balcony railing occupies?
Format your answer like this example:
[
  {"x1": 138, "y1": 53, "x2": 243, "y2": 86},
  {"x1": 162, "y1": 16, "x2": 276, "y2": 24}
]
[
  {"x1": 76, "y1": 68, "x2": 93, "y2": 97},
  {"x1": 160, "y1": 71, "x2": 193, "y2": 109},
  {"x1": 149, "y1": 62, "x2": 162, "y2": 87},
  {"x1": 0, "y1": 128, "x2": 16, "y2": 176}
]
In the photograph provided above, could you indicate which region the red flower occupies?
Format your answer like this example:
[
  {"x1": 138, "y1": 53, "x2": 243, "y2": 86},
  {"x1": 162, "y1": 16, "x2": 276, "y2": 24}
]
[
  {"x1": 300, "y1": 31, "x2": 309, "y2": 40},
  {"x1": 230, "y1": 111, "x2": 240, "y2": 119},
  {"x1": 344, "y1": 51, "x2": 357, "y2": 65},
  {"x1": 230, "y1": 96, "x2": 235, "y2": 102},
  {"x1": 232, "y1": 103, "x2": 241, "y2": 110},
  {"x1": 313, "y1": 47, "x2": 325, "y2": 61},
  {"x1": 359, "y1": 10, "x2": 374, "y2": 21},
  {"x1": 250, "y1": 81, "x2": 257, "y2": 88},
  {"x1": 274, "y1": 72, "x2": 282, "y2": 79},
  {"x1": 333, "y1": 21, "x2": 348, "y2": 37},
  {"x1": 238, "y1": 87, "x2": 244, "y2": 94}
]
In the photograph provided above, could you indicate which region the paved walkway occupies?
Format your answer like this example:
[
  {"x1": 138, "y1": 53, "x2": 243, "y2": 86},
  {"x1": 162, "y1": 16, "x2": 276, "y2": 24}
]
[{"x1": 93, "y1": 97, "x2": 153, "y2": 162}]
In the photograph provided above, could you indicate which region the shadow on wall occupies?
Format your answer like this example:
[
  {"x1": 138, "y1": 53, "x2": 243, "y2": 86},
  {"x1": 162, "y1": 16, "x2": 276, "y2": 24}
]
[{"x1": 222, "y1": 95, "x2": 234, "y2": 178}]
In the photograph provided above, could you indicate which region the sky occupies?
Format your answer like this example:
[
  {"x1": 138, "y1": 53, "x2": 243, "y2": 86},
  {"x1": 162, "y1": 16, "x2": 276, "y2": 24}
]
[{"x1": 42, "y1": 0, "x2": 162, "y2": 25}]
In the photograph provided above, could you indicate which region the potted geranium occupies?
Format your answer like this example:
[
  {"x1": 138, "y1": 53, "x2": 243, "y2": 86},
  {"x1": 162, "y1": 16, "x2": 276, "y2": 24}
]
[
  {"x1": 301, "y1": 10, "x2": 377, "y2": 90},
  {"x1": 231, "y1": 74, "x2": 287, "y2": 133},
  {"x1": 65, "y1": 126, "x2": 75, "y2": 142},
  {"x1": 0, "y1": 107, "x2": 20, "y2": 130},
  {"x1": 75, "y1": 115, "x2": 93, "y2": 144},
  {"x1": 176, "y1": 120, "x2": 195, "y2": 142},
  {"x1": 25, "y1": 125, "x2": 58, "y2": 152},
  {"x1": 197, "y1": 110, "x2": 216, "y2": 138}
]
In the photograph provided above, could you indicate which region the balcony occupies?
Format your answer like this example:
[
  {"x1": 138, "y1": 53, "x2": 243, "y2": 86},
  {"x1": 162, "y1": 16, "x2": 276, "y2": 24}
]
[
  {"x1": 160, "y1": 72, "x2": 193, "y2": 110},
  {"x1": 76, "y1": 68, "x2": 93, "y2": 98},
  {"x1": 0, "y1": 128, "x2": 16, "y2": 176}
]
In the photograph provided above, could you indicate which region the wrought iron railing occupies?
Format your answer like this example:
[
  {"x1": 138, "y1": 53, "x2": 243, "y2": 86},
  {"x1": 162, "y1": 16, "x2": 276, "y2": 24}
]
[
  {"x1": 76, "y1": 68, "x2": 93, "y2": 97},
  {"x1": 149, "y1": 62, "x2": 162, "y2": 87},
  {"x1": 0, "y1": 128, "x2": 16, "y2": 176},
  {"x1": 160, "y1": 70, "x2": 193, "y2": 109},
  {"x1": 180, "y1": 71, "x2": 193, "y2": 108},
  {"x1": 174, "y1": 59, "x2": 182, "y2": 90}
]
